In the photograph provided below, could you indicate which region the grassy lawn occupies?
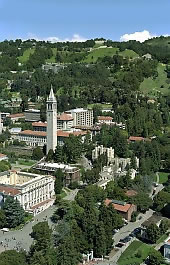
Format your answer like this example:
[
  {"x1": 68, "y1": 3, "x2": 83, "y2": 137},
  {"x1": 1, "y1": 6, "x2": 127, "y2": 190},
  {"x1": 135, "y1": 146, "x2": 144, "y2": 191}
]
[
  {"x1": 87, "y1": 103, "x2": 112, "y2": 110},
  {"x1": 119, "y1": 49, "x2": 139, "y2": 58},
  {"x1": 18, "y1": 48, "x2": 35, "y2": 63},
  {"x1": 140, "y1": 63, "x2": 170, "y2": 97},
  {"x1": 158, "y1": 172, "x2": 169, "y2": 184},
  {"x1": 118, "y1": 240, "x2": 152, "y2": 265},
  {"x1": 18, "y1": 159, "x2": 36, "y2": 166},
  {"x1": 156, "y1": 233, "x2": 169, "y2": 244},
  {"x1": 83, "y1": 47, "x2": 119, "y2": 63}
]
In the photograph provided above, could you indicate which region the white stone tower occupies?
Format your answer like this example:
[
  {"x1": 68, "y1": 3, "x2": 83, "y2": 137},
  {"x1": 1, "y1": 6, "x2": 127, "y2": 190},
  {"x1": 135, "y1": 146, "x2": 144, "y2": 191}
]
[
  {"x1": 0, "y1": 113, "x2": 2, "y2": 134},
  {"x1": 46, "y1": 86, "x2": 57, "y2": 154}
]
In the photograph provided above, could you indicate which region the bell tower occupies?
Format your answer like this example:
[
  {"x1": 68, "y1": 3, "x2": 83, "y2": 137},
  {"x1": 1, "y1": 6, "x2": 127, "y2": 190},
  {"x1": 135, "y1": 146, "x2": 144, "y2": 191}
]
[{"x1": 46, "y1": 86, "x2": 57, "y2": 154}]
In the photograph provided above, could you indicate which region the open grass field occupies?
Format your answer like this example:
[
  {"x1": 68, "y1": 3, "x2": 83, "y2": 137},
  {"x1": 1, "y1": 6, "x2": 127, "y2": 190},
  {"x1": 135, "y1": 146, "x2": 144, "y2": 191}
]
[
  {"x1": 83, "y1": 47, "x2": 119, "y2": 63},
  {"x1": 140, "y1": 63, "x2": 170, "y2": 97},
  {"x1": 18, "y1": 48, "x2": 35, "y2": 63},
  {"x1": 87, "y1": 103, "x2": 112, "y2": 110},
  {"x1": 118, "y1": 240, "x2": 152, "y2": 265},
  {"x1": 158, "y1": 172, "x2": 169, "y2": 184},
  {"x1": 119, "y1": 49, "x2": 139, "y2": 58}
]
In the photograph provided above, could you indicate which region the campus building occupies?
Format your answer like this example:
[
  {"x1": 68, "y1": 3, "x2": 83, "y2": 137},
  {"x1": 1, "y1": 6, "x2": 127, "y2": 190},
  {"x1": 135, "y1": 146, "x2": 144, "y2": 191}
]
[
  {"x1": 65, "y1": 108, "x2": 93, "y2": 127},
  {"x1": 105, "y1": 199, "x2": 137, "y2": 221},
  {"x1": 34, "y1": 162, "x2": 81, "y2": 186},
  {"x1": 24, "y1": 109, "x2": 41, "y2": 122},
  {"x1": 18, "y1": 129, "x2": 87, "y2": 147},
  {"x1": 0, "y1": 171, "x2": 55, "y2": 216}
]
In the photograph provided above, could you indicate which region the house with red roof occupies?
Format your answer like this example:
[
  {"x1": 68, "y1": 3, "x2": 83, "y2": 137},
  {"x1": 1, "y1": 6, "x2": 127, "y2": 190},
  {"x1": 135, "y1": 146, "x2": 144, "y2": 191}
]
[{"x1": 105, "y1": 199, "x2": 137, "y2": 221}]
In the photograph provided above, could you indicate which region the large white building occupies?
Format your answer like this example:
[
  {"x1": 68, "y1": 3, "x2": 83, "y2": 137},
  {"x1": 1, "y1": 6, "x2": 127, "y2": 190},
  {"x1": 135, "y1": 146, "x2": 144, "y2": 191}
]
[
  {"x1": 0, "y1": 171, "x2": 55, "y2": 215},
  {"x1": 92, "y1": 145, "x2": 115, "y2": 163},
  {"x1": 46, "y1": 87, "x2": 57, "y2": 154},
  {"x1": 65, "y1": 108, "x2": 93, "y2": 127},
  {"x1": 18, "y1": 129, "x2": 88, "y2": 147}
]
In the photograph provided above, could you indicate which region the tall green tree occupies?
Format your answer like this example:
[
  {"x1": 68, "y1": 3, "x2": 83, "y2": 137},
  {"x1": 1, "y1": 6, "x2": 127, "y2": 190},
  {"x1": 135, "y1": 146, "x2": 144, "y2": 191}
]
[{"x1": 3, "y1": 196, "x2": 25, "y2": 228}]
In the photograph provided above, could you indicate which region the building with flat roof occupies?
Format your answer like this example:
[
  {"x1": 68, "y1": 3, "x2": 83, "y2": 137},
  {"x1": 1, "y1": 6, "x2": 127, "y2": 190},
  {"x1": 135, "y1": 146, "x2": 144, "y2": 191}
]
[
  {"x1": 34, "y1": 162, "x2": 80, "y2": 186},
  {"x1": 24, "y1": 109, "x2": 41, "y2": 122},
  {"x1": 8, "y1": 113, "x2": 25, "y2": 123},
  {"x1": 32, "y1": 113, "x2": 73, "y2": 132},
  {"x1": 65, "y1": 108, "x2": 93, "y2": 127},
  {"x1": 0, "y1": 171, "x2": 55, "y2": 215}
]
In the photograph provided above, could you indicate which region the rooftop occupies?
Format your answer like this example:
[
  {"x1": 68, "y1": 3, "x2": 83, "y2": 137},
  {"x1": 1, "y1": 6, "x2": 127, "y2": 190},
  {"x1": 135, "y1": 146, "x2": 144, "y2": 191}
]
[
  {"x1": 0, "y1": 153, "x2": 7, "y2": 158},
  {"x1": 98, "y1": 116, "x2": 113, "y2": 121},
  {"x1": 125, "y1": 190, "x2": 138, "y2": 197},
  {"x1": 66, "y1": 108, "x2": 91, "y2": 113},
  {"x1": 0, "y1": 185, "x2": 21, "y2": 196},
  {"x1": 25, "y1": 109, "x2": 40, "y2": 113},
  {"x1": 58, "y1": 113, "x2": 73, "y2": 121},
  {"x1": 142, "y1": 214, "x2": 162, "y2": 227},
  {"x1": 105, "y1": 199, "x2": 134, "y2": 213},
  {"x1": 8, "y1": 113, "x2": 25, "y2": 118},
  {"x1": 20, "y1": 129, "x2": 87, "y2": 138},
  {"x1": 37, "y1": 162, "x2": 77, "y2": 170}
]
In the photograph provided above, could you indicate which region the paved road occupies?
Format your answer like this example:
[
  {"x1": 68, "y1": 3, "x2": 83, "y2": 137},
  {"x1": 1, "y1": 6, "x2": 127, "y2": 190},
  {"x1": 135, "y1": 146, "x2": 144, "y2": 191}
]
[
  {"x1": 0, "y1": 190, "x2": 77, "y2": 253},
  {"x1": 97, "y1": 209, "x2": 154, "y2": 265}
]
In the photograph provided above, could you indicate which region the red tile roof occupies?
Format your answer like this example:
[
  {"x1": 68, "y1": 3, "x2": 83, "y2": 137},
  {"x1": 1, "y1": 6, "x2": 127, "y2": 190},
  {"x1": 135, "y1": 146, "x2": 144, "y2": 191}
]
[
  {"x1": 20, "y1": 130, "x2": 46, "y2": 137},
  {"x1": 32, "y1": 122, "x2": 47, "y2": 127},
  {"x1": 125, "y1": 190, "x2": 138, "y2": 197},
  {"x1": 8, "y1": 113, "x2": 25, "y2": 118},
  {"x1": 20, "y1": 130, "x2": 87, "y2": 138},
  {"x1": 105, "y1": 199, "x2": 134, "y2": 213},
  {"x1": 0, "y1": 186, "x2": 21, "y2": 196},
  {"x1": 98, "y1": 116, "x2": 113, "y2": 121},
  {"x1": 0, "y1": 153, "x2": 7, "y2": 158},
  {"x1": 129, "y1": 136, "x2": 145, "y2": 141},
  {"x1": 31, "y1": 199, "x2": 52, "y2": 209},
  {"x1": 58, "y1": 113, "x2": 73, "y2": 121}
]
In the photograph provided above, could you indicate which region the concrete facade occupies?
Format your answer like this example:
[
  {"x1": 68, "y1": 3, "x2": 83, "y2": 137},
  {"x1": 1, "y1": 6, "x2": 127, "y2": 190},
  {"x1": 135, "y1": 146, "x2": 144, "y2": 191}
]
[
  {"x1": 92, "y1": 145, "x2": 114, "y2": 163},
  {"x1": 0, "y1": 171, "x2": 55, "y2": 216},
  {"x1": 24, "y1": 109, "x2": 41, "y2": 122},
  {"x1": 46, "y1": 87, "x2": 57, "y2": 154},
  {"x1": 66, "y1": 108, "x2": 93, "y2": 127}
]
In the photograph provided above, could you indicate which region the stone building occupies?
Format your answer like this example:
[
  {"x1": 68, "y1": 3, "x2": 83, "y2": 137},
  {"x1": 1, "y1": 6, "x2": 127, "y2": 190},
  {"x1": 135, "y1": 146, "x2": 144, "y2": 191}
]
[
  {"x1": 34, "y1": 162, "x2": 80, "y2": 186},
  {"x1": 0, "y1": 171, "x2": 55, "y2": 215},
  {"x1": 92, "y1": 145, "x2": 114, "y2": 163}
]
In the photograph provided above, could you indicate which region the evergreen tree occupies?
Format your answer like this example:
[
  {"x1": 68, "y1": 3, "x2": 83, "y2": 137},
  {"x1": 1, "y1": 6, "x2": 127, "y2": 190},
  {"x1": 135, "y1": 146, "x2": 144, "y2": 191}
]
[
  {"x1": 94, "y1": 221, "x2": 107, "y2": 257},
  {"x1": 3, "y1": 196, "x2": 25, "y2": 228}
]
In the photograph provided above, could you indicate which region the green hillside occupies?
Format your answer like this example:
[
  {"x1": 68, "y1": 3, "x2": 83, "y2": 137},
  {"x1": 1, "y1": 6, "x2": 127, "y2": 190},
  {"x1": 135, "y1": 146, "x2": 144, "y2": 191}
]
[
  {"x1": 140, "y1": 63, "x2": 170, "y2": 97},
  {"x1": 145, "y1": 36, "x2": 170, "y2": 46},
  {"x1": 46, "y1": 48, "x2": 57, "y2": 63},
  {"x1": 83, "y1": 47, "x2": 119, "y2": 63},
  {"x1": 18, "y1": 48, "x2": 35, "y2": 63},
  {"x1": 119, "y1": 49, "x2": 139, "y2": 58}
]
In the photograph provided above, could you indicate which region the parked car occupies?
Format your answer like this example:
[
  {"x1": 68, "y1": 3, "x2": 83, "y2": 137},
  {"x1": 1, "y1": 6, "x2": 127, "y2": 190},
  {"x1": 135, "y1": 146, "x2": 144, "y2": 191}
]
[
  {"x1": 115, "y1": 243, "x2": 124, "y2": 248},
  {"x1": 120, "y1": 236, "x2": 131, "y2": 243},
  {"x1": 113, "y1": 229, "x2": 120, "y2": 233}
]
